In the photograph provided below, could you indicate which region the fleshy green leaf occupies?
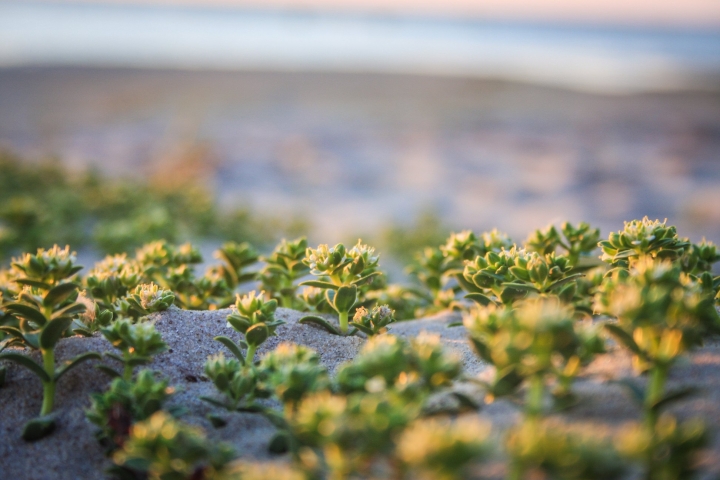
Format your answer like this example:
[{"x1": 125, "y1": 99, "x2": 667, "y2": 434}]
[
  {"x1": 298, "y1": 316, "x2": 341, "y2": 335},
  {"x1": 465, "y1": 293, "x2": 494, "y2": 306},
  {"x1": 213, "y1": 336, "x2": 245, "y2": 365},
  {"x1": 40, "y1": 318, "x2": 73, "y2": 350},
  {"x1": 5, "y1": 303, "x2": 48, "y2": 326},
  {"x1": 22, "y1": 416, "x2": 56, "y2": 441},
  {"x1": 0, "y1": 353, "x2": 50, "y2": 382},
  {"x1": 333, "y1": 285, "x2": 357, "y2": 313},
  {"x1": 604, "y1": 324, "x2": 642, "y2": 355},
  {"x1": 54, "y1": 352, "x2": 101, "y2": 381},
  {"x1": 298, "y1": 280, "x2": 339, "y2": 291},
  {"x1": 43, "y1": 282, "x2": 79, "y2": 308}
]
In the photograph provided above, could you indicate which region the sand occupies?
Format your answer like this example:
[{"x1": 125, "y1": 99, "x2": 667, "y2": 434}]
[{"x1": 1, "y1": 306, "x2": 720, "y2": 479}]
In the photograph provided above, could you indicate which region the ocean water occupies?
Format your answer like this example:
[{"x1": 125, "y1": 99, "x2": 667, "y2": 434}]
[{"x1": 1, "y1": 1, "x2": 720, "y2": 93}]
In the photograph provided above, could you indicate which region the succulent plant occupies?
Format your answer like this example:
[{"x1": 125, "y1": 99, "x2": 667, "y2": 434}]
[
  {"x1": 111, "y1": 411, "x2": 236, "y2": 480},
  {"x1": 335, "y1": 333, "x2": 462, "y2": 398},
  {"x1": 257, "y1": 343, "x2": 330, "y2": 412},
  {"x1": 525, "y1": 221, "x2": 602, "y2": 267},
  {"x1": 259, "y1": 237, "x2": 309, "y2": 309},
  {"x1": 349, "y1": 304, "x2": 396, "y2": 336},
  {"x1": 460, "y1": 247, "x2": 583, "y2": 309},
  {"x1": 202, "y1": 352, "x2": 263, "y2": 412},
  {"x1": 220, "y1": 291, "x2": 283, "y2": 364},
  {"x1": 616, "y1": 413, "x2": 707, "y2": 480},
  {"x1": 85, "y1": 254, "x2": 143, "y2": 312},
  {"x1": 599, "y1": 217, "x2": 690, "y2": 269},
  {"x1": 100, "y1": 318, "x2": 168, "y2": 380},
  {"x1": 506, "y1": 419, "x2": 626, "y2": 480},
  {"x1": 299, "y1": 241, "x2": 381, "y2": 335},
  {"x1": 289, "y1": 390, "x2": 420, "y2": 479},
  {"x1": 86, "y1": 369, "x2": 176, "y2": 451},
  {"x1": 0, "y1": 245, "x2": 100, "y2": 440},
  {"x1": 396, "y1": 416, "x2": 493, "y2": 480},
  {"x1": 464, "y1": 298, "x2": 603, "y2": 413},
  {"x1": 594, "y1": 258, "x2": 720, "y2": 427}
]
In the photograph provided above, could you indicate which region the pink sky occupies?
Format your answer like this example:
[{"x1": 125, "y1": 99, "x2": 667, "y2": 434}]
[{"x1": 64, "y1": 0, "x2": 720, "y2": 28}]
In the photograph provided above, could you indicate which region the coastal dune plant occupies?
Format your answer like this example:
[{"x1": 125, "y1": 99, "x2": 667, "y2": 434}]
[
  {"x1": 111, "y1": 411, "x2": 236, "y2": 480},
  {"x1": 259, "y1": 237, "x2": 310, "y2": 309},
  {"x1": 219, "y1": 290, "x2": 283, "y2": 364},
  {"x1": 0, "y1": 245, "x2": 100, "y2": 440},
  {"x1": 99, "y1": 318, "x2": 168, "y2": 381},
  {"x1": 86, "y1": 368, "x2": 177, "y2": 451},
  {"x1": 464, "y1": 297, "x2": 603, "y2": 412},
  {"x1": 298, "y1": 241, "x2": 381, "y2": 335}
]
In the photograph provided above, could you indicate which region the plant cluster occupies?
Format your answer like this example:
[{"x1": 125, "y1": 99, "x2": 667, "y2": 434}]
[{"x1": 1, "y1": 215, "x2": 719, "y2": 479}]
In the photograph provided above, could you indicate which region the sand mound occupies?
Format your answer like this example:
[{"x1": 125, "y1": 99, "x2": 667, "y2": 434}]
[{"x1": 1, "y1": 307, "x2": 719, "y2": 479}]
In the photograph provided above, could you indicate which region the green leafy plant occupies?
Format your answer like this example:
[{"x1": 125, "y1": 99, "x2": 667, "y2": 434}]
[
  {"x1": 594, "y1": 258, "x2": 720, "y2": 428},
  {"x1": 86, "y1": 369, "x2": 177, "y2": 451},
  {"x1": 616, "y1": 413, "x2": 708, "y2": 480},
  {"x1": 259, "y1": 237, "x2": 309, "y2": 309},
  {"x1": 289, "y1": 390, "x2": 421, "y2": 479},
  {"x1": 334, "y1": 333, "x2": 462, "y2": 399},
  {"x1": 395, "y1": 416, "x2": 493, "y2": 480},
  {"x1": 408, "y1": 229, "x2": 513, "y2": 315},
  {"x1": 298, "y1": 241, "x2": 381, "y2": 335},
  {"x1": 505, "y1": 419, "x2": 626, "y2": 480},
  {"x1": 201, "y1": 352, "x2": 263, "y2": 413},
  {"x1": 85, "y1": 254, "x2": 143, "y2": 312},
  {"x1": 220, "y1": 291, "x2": 283, "y2": 364},
  {"x1": 348, "y1": 304, "x2": 396, "y2": 336},
  {"x1": 460, "y1": 247, "x2": 583, "y2": 309},
  {"x1": 111, "y1": 411, "x2": 236, "y2": 480},
  {"x1": 100, "y1": 318, "x2": 168, "y2": 381},
  {"x1": 599, "y1": 217, "x2": 690, "y2": 270},
  {"x1": 0, "y1": 245, "x2": 100, "y2": 440},
  {"x1": 464, "y1": 298, "x2": 603, "y2": 413},
  {"x1": 116, "y1": 283, "x2": 175, "y2": 320},
  {"x1": 525, "y1": 221, "x2": 602, "y2": 268}
]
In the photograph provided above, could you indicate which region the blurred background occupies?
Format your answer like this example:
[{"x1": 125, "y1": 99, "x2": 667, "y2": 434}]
[{"x1": 1, "y1": 0, "x2": 719, "y2": 270}]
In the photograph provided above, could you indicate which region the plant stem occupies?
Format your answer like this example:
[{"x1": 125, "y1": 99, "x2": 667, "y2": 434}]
[
  {"x1": 526, "y1": 374, "x2": 545, "y2": 418},
  {"x1": 246, "y1": 344, "x2": 257, "y2": 365},
  {"x1": 338, "y1": 311, "x2": 349, "y2": 334},
  {"x1": 40, "y1": 348, "x2": 55, "y2": 416},
  {"x1": 644, "y1": 365, "x2": 668, "y2": 429}
]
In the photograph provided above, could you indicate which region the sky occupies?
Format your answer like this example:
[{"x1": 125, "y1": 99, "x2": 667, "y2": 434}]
[{"x1": 39, "y1": 0, "x2": 720, "y2": 28}]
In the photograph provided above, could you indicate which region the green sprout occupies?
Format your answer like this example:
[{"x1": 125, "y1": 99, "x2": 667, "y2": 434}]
[
  {"x1": 335, "y1": 333, "x2": 462, "y2": 399},
  {"x1": 464, "y1": 298, "x2": 603, "y2": 413},
  {"x1": 396, "y1": 416, "x2": 493, "y2": 480},
  {"x1": 86, "y1": 369, "x2": 177, "y2": 451},
  {"x1": 594, "y1": 258, "x2": 720, "y2": 428},
  {"x1": 460, "y1": 247, "x2": 583, "y2": 309},
  {"x1": 298, "y1": 241, "x2": 381, "y2": 335},
  {"x1": 116, "y1": 283, "x2": 175, "y2": 320},
  {"x1": 0, "y1": 245, "x2": 100, "y2": 440},
  {"x1": 289, "y1": 390, "x2": 420, "y2": 479},
  {"x1": 100, "y1": 318, "x2": 168, "y2": 381},
  {"x1": 525, "y1": 221, "x2": 601, "y2": 268},
  {"x1": 212, "y1": 241, "x2": 259, "y2": 289},
  {"x1": 259, "y1": 237, "x2": 310, "y2": 309},
  {"x1": 348, "y1": 304, "x2": 396, "y2": 336},
  {"x1": 616, "y1": 413, "x2": 708, "y2": 480},
  {"x1": 220, "y1": 291, "x2": 283, "y2": 364},
  {"x1": 257, "y1": 343, "x2": 330, "y2": 413},
  {"x1": 111, "y1": 411, "x2": 236, "y2": 480},
  {"x1": 505, "y1": 419, "x2": 626, "y2": 480},
  {"x1": 85, "y1": 254, "x2": 143, "y2": 312},
  {"x1": 72, "y1": 302, "x2": 114, "y2": 337},
  {"x1": 201, "y1": 352, "x2": 263, "y2": 413},
  {"x1": 599, "y1": 217, "x2": 690, "y2": 269},
  {"x1": 408, "y1": 229, "x2": 513, "y2": 315}
]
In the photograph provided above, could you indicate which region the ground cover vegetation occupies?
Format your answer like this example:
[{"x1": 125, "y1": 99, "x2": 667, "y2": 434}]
[{"x1": 1, "y1": 164, "x2": 720, "y2": 480}]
